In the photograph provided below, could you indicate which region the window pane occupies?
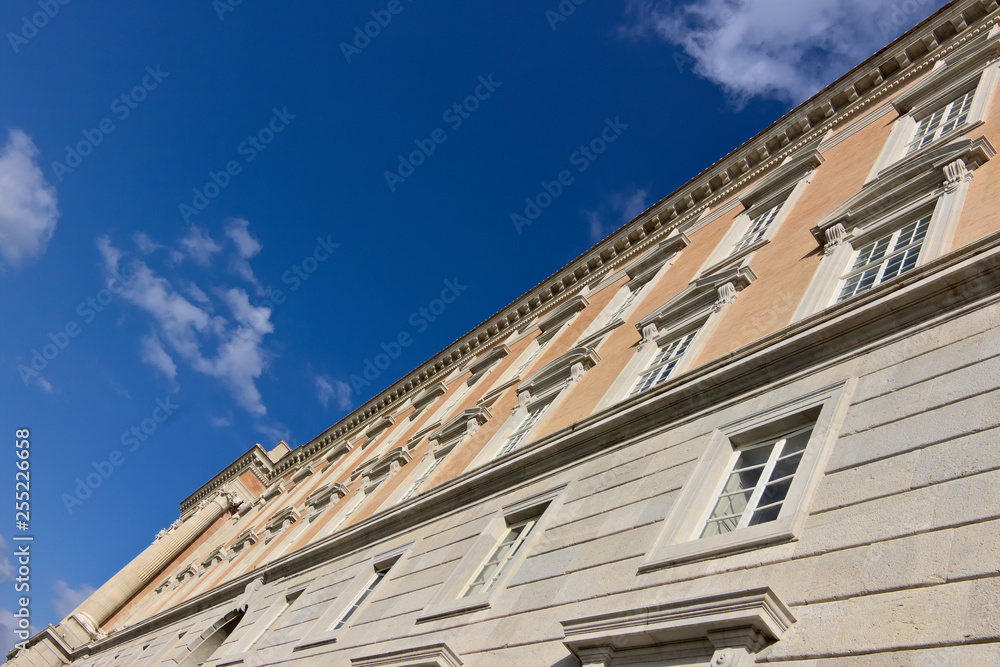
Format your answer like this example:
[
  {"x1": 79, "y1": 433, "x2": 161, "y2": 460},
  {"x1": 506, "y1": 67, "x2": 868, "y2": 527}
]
[{"x1": 747, "y1": 503, "x2": 783, "y2": 526}]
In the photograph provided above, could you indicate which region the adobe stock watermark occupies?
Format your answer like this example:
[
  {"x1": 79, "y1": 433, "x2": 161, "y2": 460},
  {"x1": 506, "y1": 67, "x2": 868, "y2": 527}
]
[
  {"x1": 61, "y1": 396, "x2": 180, "y2": 514},
  {"x1": 179, "y1": 107, "x2": 296, "y2": 223},
  {"x1": 17, "y1": 264, "x2": 137, "y2": 387},
  {"x1": 546, "y1": 0, "x2": 586, "y2": 31},
  {"x1": 384, "y1": 75, "x2": 502, "y2": 192},
  {"x1": 340, "y1": 0, "x2": 416, "y2": 63},
  {"x1": 7, "y1": 0, "x2": 71, "y2": 54},
  {"x1": 512, "y1": 116, "x2": 628, "y2": 234},
  {"x1": 50, "y1": 65, "x2": 169, "y2": 182},
  {"x1": 236, "y1": 235, "x2": 341, "y2": 340},
  {"x1": 877, "y1": 0, "x2": 936, "y2": 40},
  {"x1": 673, "y1": 0, "x2": 753, "y2": 74},
  {"x1": 348, "y1": 278, "x2": 467, "y2": 393},
  {"x1": 213, "y1": 0, "x2": 248, "y2": 21}
]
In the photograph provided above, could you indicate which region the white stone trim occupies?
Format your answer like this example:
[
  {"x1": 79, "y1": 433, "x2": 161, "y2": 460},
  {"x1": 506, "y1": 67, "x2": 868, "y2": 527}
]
[
  {"x1": 560, "y1": 588, "x2": 795, "y2": 667},
  {"x1": 793, "y1": 136, "x2": 992, "y2": 320},
  {"x1": 415, "y1": 485, "x2": 566, "y2": 624},
  {"x1": 351, "y1": 643, "x2": 464, "y2": 667},
  {"x1": 294, "y1": 542, "x2": 415, "y2": 652},
  {"x1": 640, "y1": 380, "x2": 854, "y2": 571},
  {"x1": 866, "y1": 31, "x2": 1000, "y2": 183}
]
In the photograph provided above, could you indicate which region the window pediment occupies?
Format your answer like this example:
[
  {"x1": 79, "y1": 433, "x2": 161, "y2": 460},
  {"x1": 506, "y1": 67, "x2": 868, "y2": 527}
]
[
  {"x1": 560, "y1": 588, "x2": 795, "y2": 666},
  {"x1": 410, "y1": 382, "x2": 447, "y2": 415},
  {"x1": 428, "y1": 407, "x2": 491, "y2": 454},
  {"x1": 811, "y1": 136, "x2": 994, "y2": 248},
  {"x1": 624, "y1": 232, "x2": 690, "y2": 285},
  {"x1": 357, "y1": 447, "x2": 412, "y2": 487},
  {"x1": 200, "y1": 546, "x2": 228, "y2": 571},
  {"x1": 265, "y1": 506, "x2": 300, "y2": 538},
  {"x1": 324, "y1": 440, "x2": 353, "y2": 464},
  {"x1": 518, "y1": 346, "x2": 600, "y2": 400},
  {"x1": 465, "y1": 345, "x2": 510, "y2": 385},
  {"x1": 892, "y1": 27, "x2": 1000, "y2": 115},
  {"x1": 305, "y1": 483, "x2": 348, "y2": 515},
  {"x1": 405, "y1": 419, "x2": 443, "y2": 451},
  {"x1": 531, "y1": 295, "x2": 589, "y2": 342},
  {"x1": 739, "y1": 149, "x2": 823, "y2": 210},
  {"x1": 230, "y1": 529, "x2": 259, "y2": 558},
  {"x1": 365, "y1": 415, "x2": 395, "y2": 441},
  {"x1": 290, "y1": 465, "x2": 314, "y2": 486},
  {"x1": 350, "y1": 643, "x2": 463, "y2": 667},
  {"x1": 637, "y1": 266, "x2": 756, "y2": 341}
]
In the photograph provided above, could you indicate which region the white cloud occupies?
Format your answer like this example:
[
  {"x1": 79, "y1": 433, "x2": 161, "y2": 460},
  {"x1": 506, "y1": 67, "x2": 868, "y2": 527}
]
[
  {"x1": 176, "y1": 225, "x2": 222, "y2": 266},
  {"x1": 622, "y1": 0, "x2": 948, "y2": 105},
  {"x1": 224, "y1": 218, "x2": 263, "y2": 290},
  {"x1": 209, "y1": 414, "x2": 232, "y2": 428},
  {"x1": 140, "y1": 333, "x2": 178, "y2": 380},
  {"x1": 51, "y1": 580, "x2": 96, "y2": 620},
  {"x1": 585, "y1": 186, "x2": 650, "y2": 243},
  {"x1": 133, "y1": 232, "x2": 163, "y2": 254},
  {"x1": 98, "y1": 237, "x2": 275, "y2": 418},
  {"x1": 0, "y1": 607, "x2": 35, "y2": 657},
  {"x1": 0, "y1": 130, "x2": 59, "y2": 270},
  {"x1": 316, "y1": 375, "x2": 352, "y2": 411},
  {"x1": 255, "y1": 421, "x2": 291, "y2": 445}
]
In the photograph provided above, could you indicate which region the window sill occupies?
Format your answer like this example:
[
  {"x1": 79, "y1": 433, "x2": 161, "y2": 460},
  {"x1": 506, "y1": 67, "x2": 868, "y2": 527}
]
[
  {"x1": 415, "y1": 595, "x2": 491, "y2": 624},
  {"x1": 293, "y1": 631, "x2": 339, "y2": 652},
  {"x1": 699, "y1": 238, "x2": 768, "y2": 279},
  {"x1": 638, "y1": 519, "x2": 796, "y2": 573}
]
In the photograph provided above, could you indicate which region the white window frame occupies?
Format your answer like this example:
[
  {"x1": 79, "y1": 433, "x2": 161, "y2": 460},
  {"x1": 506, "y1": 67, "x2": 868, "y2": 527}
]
[
  {"x1": 416, "y1": 484, "x2": 566, "y2": 623},
  {"x1": 598, "y1": 265, "x2": 755, "y2": 410},
  {"x1": 398, "y1": 451, "x2": 447, "y2": 502},
  {"x1": 294, "y1": 542, "x2": 414, "y2": 652},
  {"x1": 628, "y1": 328, "x2": 700, "y2": 397},
  {"x1": 696, "y1": 152, "x2": 819, "y2": 279},
  {"x1": 459, "y1": 516, "x2": 538, "y2": 598},
  {"x1": 866, "y1": 29, "x2": 1000, "y2": 182},
  {"x1": 695, "y1": 424, "x2": 814, "y2": 540},
  {"x1": 640, "y1": 380, "x2": 854, "y2": 572},
  {"x1": 834, "y1": 213, "x2": 932, "y2": 303},
  {"x1": 216, "y1": 587, "x2": 306, "y2": 664}
]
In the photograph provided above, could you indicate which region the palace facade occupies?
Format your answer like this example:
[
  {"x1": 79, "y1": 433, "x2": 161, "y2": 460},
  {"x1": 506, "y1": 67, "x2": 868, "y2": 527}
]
[{"x1": 10, "y1": 1, "x2": 1000, "y2": 665}]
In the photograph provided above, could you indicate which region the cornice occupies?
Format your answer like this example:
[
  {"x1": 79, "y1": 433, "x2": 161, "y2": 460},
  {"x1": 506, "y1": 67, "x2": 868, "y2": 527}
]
[
  {"x1": 180, "y1": 1, "x2": 1000, "y2": 517},
  {"x1": 178, "y1": 445, "x2": 274, "y2": 518}
]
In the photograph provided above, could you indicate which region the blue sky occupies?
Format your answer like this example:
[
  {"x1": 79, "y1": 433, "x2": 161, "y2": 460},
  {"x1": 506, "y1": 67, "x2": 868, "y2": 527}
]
[{"x1": 0, "y1": 0, "x2": 947, "y2": 649}]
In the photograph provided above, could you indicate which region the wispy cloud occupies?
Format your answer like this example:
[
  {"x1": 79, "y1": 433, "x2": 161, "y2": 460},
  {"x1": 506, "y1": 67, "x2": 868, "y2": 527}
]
[
  {"x1": 0, "y1": 130, "x2": 60, "y2": 271},
  {"x1": 209, "y1": 414, "x2": 232, "y2": 428},
  {"x1": 622, "y1": 0, "x2": 948, "y2": 105},
  {"x1": 98, "y1": 231, "x2": 275, "y2": 419},
  {"x1": 174, "y1": 225, "x2": 222, "y2": 266},
  {"x1": 584, "y1": 186, "x2": 650, "y2": 244},
  {"x1": 224, "y1": 217, "x2": 263, "y2": 291},
  {"x1": 316, "y1": 374, "x2": 353, "y2": 411}
]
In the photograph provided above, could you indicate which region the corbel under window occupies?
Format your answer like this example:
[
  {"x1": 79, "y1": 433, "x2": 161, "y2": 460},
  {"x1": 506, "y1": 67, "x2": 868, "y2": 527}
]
[
  {"x1": 229, "y1": 529, "x2": 259, "y2": 560},
  {"x1": 304, "y1": 483, "x2": 349, "y2": 519}
]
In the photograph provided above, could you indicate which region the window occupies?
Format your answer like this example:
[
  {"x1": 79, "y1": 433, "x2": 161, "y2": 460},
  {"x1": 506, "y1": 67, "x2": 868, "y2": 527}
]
[
  {"x1": 731, "y1": 201, "x2": 782, "y2": 254},
  {"x1": 400, "y1": 455, "x2": 445, "y2": 502},
  {"x1": 493, "y1": 403, "x2": 549, "y2": 459},
  {"x1": 906, "y1": 88, "x2": 976, "y2": 155},
  {"x1": 462, "y1": 517, "x2": 537, "y2": 598},
  {"x1": 416, "y1": 485, "x2": 565, "y2": 623},
  {"x1": 630, "y1": 330, "x2": 698, "y2": 396},
  {"x1": 699, "y1": 425, "x2": 812, "y2": 538},
  {"x1": 608, "y1": 284, "x2": 644, "y2": 322},
  {"x1": 514, "y1": 343, "x2": 542, "y2": 378},
  {"x1": 836, "y1": 215, "x2": 930, "y2": 302},
  {"x1": 295, "y1": 542, "x2": 413, "y2": 651},
  {"x1": 179, "y1": 611, "x2": 245, "y2": 667},
  {"x1": 333, "y1": 570, "x2": 387, "y2": 630}
]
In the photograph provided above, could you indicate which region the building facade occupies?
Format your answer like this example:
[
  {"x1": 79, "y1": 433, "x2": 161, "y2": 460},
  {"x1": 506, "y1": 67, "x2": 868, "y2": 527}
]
[{"x1": 11, "y1": 1, "x2": 1000, "y2": 665}]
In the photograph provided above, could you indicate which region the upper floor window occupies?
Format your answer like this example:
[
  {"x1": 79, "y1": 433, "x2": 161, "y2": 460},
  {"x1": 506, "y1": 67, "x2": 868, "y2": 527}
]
[
  {"x1": 700, "y1": 425, "x2": 812, "y2": 538},
  {"x1": 630, "y1": 329, "x2": 698, "y2": 396},
  {"x1": 462, "y1": 517, "x2": 537, "y2": 598},
  {"x1": 494, "y1": 403, "x2": 550, "y2": 459},
  {"x1": 906, "y1": 88, "x2": 976, "y2": 156},
  {"x1": 837, "y1": 215, "x2": 930, "y2": 302},
  {"x1": 731, "y1": 201, "x2": 783, "y2": 255},
  {"x1": 400, "y1": 454, "x2": 445, "y2": 502},
  {"x1": 608, "y1": 283, "x2": 644, "y2": 322}
]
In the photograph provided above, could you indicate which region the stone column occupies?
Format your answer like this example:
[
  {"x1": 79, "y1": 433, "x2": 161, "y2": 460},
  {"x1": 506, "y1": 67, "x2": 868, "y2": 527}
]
[{"x1": 59, "y1": 493, "x2": 233, "y2": 646}]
